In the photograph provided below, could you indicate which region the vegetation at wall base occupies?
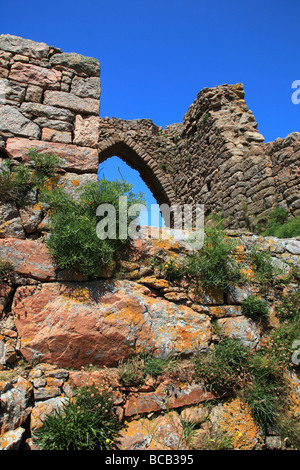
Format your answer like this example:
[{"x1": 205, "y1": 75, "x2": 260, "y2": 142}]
[{"x1": 33, "y1": 385, "x2": 122, "y2": 450}]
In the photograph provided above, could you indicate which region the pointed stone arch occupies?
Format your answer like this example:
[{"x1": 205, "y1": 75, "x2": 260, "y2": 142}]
[{"x1": 97, "y1": 139, "x2": 177, "y2": 218}]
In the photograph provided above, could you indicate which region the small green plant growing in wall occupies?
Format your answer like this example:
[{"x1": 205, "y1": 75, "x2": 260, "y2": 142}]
[
  {"x1": 241, "y1": 295, "x2": 270, "y2": 322},
  {"x1": 186, "y1": 226, "x2": 240, "y2": 289},
  {"x1": 0, "y1": 149, "x2": 60, "y2": 203},
  {"x1": 200, "y1": 113, "x2": 208, "y2": 125},
  {"x1": 0, "y1": 257, "x2": 14, "y2": 281}
]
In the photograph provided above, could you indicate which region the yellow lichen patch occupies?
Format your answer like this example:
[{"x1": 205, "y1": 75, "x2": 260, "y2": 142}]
[
  {"x1": 233, "y1": 245, "x2": 247, "y2": 262},
  {"x1": 119, "y1": 411, "x2": 182, "y2": 450},
  {"x1": 240, "y1": 267, "x2": 255, "y2": 280},
  {"x1": 219, "y1": 398, "x2": 262, "y2": 450},
  {"x1": 71, "y1": 178, "x2": 80, "y2": 187},
  {"x1": 285, "y1": 373, "x2": 300, "y2": 419},
  {"x1": 152, "y1": 237, "x2": 181, "y2": 255},
  {"x1": 138, "y1": 276, "x2": 170, "y2": 290},
  {"x1": 41, "y1": 175, "x2": 60, "y2": 191},
  {"x1": 32, "y1": 203, "x2": 43, "y2": 211},
  {"x1": 62, "y1": 287, "x2": 90, "y2": 304}
]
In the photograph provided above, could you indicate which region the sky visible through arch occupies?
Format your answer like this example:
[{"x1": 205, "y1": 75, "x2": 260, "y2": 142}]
[{"x1": 97, "y1": 157, "x2": 165, "y2": 227}]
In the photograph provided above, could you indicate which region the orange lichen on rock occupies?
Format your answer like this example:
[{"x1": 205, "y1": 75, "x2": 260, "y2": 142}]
[
  {"x1": 62, "y1": 286, "x2": 90, "y2": 304},
  {"x1": 219, "y1": 398, "x2": 262, "y2": 450},
  {"x1": 285, "y1": 372, "x2": 300, "y2": 419},
  {"x1": 234, "y1": 244, "x2": 247, "y2": 262},
  {"x1": 240, "y1": 267, "x2": 255, "y2": 280}
]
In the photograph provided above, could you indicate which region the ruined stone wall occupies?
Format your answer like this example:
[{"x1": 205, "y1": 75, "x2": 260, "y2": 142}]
[{"x1": 0, "y1": 34, "x2": 299, "y2": 230}]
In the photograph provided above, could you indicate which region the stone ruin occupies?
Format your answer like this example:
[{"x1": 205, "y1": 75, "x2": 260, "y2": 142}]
[
  {"x1": 0, "y1": 35, "x2": 300, "y2": 451},
  {"x1": 0, "y1": 33, "x2": 299, "y2": 230}
]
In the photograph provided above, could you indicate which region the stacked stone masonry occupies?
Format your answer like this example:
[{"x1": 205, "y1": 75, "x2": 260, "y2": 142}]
[{"x1": 0, "y1": 34, "x2": 299, "y2": 228}]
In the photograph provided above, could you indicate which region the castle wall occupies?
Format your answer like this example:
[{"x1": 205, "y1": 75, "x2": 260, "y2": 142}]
[{"x1": 0, "y1": 34, "x2": 299, "y2": 230}]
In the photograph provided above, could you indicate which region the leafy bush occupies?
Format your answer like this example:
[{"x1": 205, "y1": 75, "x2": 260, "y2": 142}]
[
  {"x1": 262, "y1": 207, "x2": 300, "y2": 238},
  {"x1": 33, "y1": 385, "x2": 122, "y2": 450},
  {"x1": 186, "y1": 227, "x2": 240, "y2": 289},
  {"x1": 40, "y1": 179, "x2": 145, "y2": 277},
  {"x1": 241, "y1": 295, "x2": 270, "y2": 322},
  {"x1": 0, "y1": 149, "x2": 60, "y2": 203}
]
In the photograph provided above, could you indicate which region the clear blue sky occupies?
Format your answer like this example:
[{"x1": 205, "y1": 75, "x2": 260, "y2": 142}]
[{"x1": 2, "y1": 0, "x2": 300, "y2": 221}]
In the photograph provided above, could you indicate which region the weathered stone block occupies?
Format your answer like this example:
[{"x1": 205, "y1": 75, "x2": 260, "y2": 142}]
[
  {"x1": 0, "y1": 105, "x2": 40, "y2": 138},
  {"x1": 11, "y1": 280, "x2": 211, "y2": 368},
  {"x1": 0, "y1": 201, "x2": 26, "y2": 239},
  {"x1": 44, "y1": 90, "x2": 100, "y2": 115},
  {"x1": 9, "y1": 62, "x2": 61, "y2": 89},
  {"x1": 5, "y1": 137, "x2": 99, "y2": 173},
  {"x1": 0, "y1": 79, "x2": 26, "y2": 104},
  {"x1": 50, "y1": 51, "x2": 100, "y2": 76},
  {"x1": 30, "y1": 397, "x2": 68, "y2": 433},
  {"x1": 0, "y1": 427, "x2": 25, "y2": 450},
  {"x1": 0, "y1": 34, "x2": 49, "y2": 59},
  {"x1": 19, "y1": 204, "x2": 44, "y2": 234},
  {"x1": 41, "y1": 127, "x2": 72, "y2": 144},
  {"x1": 55, "y1": 172, "x2": 99, "y2": 200},
  {"x1": 124, "y1": 383, "x2": 215, "y2": 417},
  {"x1": 33, "y1": 117, "x2": 73, "y2": 132},
  {"x1": 73, "y1": 114, "x2": 100, "y2": 147},
  {"x1": 216, "y1": 316, "x2": 261, "y2": 348},
  {"x1": 20, "y1": 101, "x2": 75, "y2": 122},
  {"x1": 0, "y1": 376, "x2": 33, "y2": 434},
  {"x1": 71, "y1": 75, "x2": 101, "y2": 98}
]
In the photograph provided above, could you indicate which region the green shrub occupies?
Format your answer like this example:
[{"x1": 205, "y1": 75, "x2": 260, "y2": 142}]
[
  {"x1": 277, "y1": 413, "x2": 300, "y2": 450},
  {"x1": 33, "y1": 385, "x2": 122, "y2": 450},
  {"x1": 186, "y1": 227, "x2": 240, "y2": 289},
  {"x1": 118, "y1": 355, "x2": 146, "y2": 387},
  {"x1": 194, "y1": 337, "x2": 250, "y2": 394},
  {"x1": 0, "y1": 149, "x2": 60, "y2": 203},
  {"x1": 241, "y1": 295, "x2": 270, "y2": 322},
  {"x1": 243, "y1": 382, "x2": 280, "y2": 429},
  {"x1": 0, "y1": 160, "x2": 31, "y2": 202},
  {"x1": 262, "y1": 207, "x2": 300, "y2": 238},
  {"x1": 40, "y1": 179, "x2": 145, "y2": 277}
]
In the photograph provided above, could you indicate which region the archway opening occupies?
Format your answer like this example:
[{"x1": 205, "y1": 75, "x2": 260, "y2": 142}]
[{"x1": 97, "y1": 156, "x2": 166, "y2": 228}]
